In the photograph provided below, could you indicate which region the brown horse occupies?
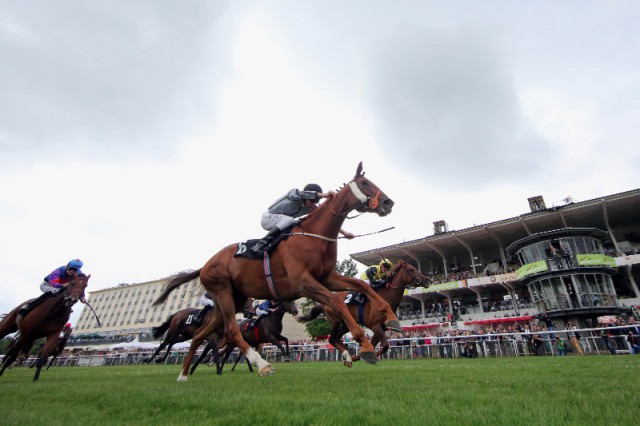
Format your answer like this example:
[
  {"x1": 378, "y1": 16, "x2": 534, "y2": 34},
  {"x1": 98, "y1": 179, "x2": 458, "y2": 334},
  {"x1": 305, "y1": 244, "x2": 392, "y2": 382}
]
[
  {"x1": 154, "y1": 162, "x2": 397, "y2": 380},
  {"x1": 297, "y1": 259, "x2": 429, "y2": 367},
  {"x1": 0, "y1": 275, "x2": 89, "y2": 381},
  {"x1": 142, "y1": 307, "x2": 221, "y2": 365},
  {"x1": 215, "y1": 300, "x2": 299, "y2": 375},
  {"x1": 45, "y1": 325, "x2": 73, "y2": 369}
]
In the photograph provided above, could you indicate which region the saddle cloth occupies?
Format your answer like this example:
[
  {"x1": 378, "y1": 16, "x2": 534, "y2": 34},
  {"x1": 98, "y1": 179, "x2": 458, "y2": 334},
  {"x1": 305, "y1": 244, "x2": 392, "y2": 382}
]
[{"x1": 233, "y1": 227, "x2": 294, "y2": 259}]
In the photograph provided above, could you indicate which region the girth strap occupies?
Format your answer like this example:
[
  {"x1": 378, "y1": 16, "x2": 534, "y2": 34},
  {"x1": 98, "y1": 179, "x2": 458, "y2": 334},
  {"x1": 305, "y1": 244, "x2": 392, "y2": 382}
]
[{"x1": 262, "y1": 252, "x2": 282, "y2": 302}]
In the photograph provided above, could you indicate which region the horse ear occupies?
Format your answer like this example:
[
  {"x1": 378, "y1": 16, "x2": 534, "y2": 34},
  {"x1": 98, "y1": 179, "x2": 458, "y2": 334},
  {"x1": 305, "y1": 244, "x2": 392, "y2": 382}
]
[
  {"x1": 355, "y1": 162, "x2": 363, "y2": 177},
  {"x1": 87, "y1": 274, "x2": 91, "y2": 279}
]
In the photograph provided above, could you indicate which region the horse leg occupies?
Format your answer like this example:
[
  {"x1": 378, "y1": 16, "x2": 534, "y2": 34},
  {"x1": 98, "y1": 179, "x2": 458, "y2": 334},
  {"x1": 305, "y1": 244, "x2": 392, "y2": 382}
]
[
  {"x1": 144, "y1": 339, "x2": 167, "y2": 363},
  {"x1": 326, "y1": 273, "x2": 401, "y2": 331},
  {"x1": 210, "y1": 288, "x2": 273, "y2": 376},
  {"x1": 0, "y1": 336, "x2": 31, "y2": 377},
  {"x1": 366, "y1": 326, "x2": 386, "y2": 358},
  {"x1": 189, "y1": 342, "x2": 208, "y2": 375},
  {"x1": 301, "y1": 284, "x2": 376, "y2": 363},
  {"x1": 328, "y1": 320, "x2": 352, "y2": 367},
  {"x1": 230, "y1": 348, "x2": 242, "y2": 372},
  {"x1": 33, "y1": 334, "x2": 58, "y2": 382},
  {"x1": 217, "y1": 346, "x2": 234, "y2": 375},
  {"x1": 274, "y1": 334, "x2": 291, "y2": 361}
]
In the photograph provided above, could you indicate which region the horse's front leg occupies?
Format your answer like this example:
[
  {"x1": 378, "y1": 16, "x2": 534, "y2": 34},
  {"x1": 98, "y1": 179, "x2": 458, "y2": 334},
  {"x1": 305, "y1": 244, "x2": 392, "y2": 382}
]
[
  {"x1": 328, "y1": 320, "x2": 352, "y2": 368},
  {"x1": 208, "y1": 287, "x2": 273, "y2": 377},
  {"x1": 33, "y1": 333, "x2": 58, "y2": 382},
  {"x1": 326, "y1": 273, "x2": 401, "y2": 331},
  {"x1": 301, "y1": 282, "x2": 376, "y2": 363},
  {"x1": 273, "y1": 334, "x2": 291, "y2": 361}
]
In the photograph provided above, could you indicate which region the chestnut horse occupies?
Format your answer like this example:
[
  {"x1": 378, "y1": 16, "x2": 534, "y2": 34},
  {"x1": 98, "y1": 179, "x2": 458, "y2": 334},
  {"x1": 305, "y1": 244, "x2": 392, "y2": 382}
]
[
  {"x1": 297, "y1": 259, "x2": 430, "y2": 367},
  {"x1": 215, "y1": 300, "x2": 299, "y2": 375},
  {"x1": 0, "y1": 275, "x2": 89, "y2": 381},
  {"x1": 154, "y1": 162, "x2": 397, "y2": 380}
]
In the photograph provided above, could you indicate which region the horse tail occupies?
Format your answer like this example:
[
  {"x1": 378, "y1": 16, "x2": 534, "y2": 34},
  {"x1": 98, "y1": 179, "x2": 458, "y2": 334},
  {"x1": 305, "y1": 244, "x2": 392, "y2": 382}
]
[
  {"x1": 296, "y1": 304, "x2": 324, "y2": 323},
  {"x1": 151, "y1": 314, "x2": 174, "y2": 338},
  {"x1": 153, "y1": 269, "x2": 201, "y2": 306}
]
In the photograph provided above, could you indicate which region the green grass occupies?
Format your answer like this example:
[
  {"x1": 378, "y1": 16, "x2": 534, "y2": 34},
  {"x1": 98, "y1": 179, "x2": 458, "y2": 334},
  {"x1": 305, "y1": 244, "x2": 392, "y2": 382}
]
[{"x1": 1, "y1": 357, "x2": 639, "y2": 425}]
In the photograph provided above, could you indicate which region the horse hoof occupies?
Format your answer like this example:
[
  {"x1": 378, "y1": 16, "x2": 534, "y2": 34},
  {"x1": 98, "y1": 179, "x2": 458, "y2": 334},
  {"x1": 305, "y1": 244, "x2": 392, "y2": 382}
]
[
  {"x1": 359, "y1": 351, "x2": 377, "y2": 364},
  {"x1": 384, "y1": 319, "x2": 402, "y2": 332},
  {"x1": 258, "y1": 365, "x2": 275, "y2": 376},
  {"x1": 343, "y1": 361, "x2": 353, "y2": 368},
  {"x1": 177, "y1": 374, "x2": 188, "y2": 382}
]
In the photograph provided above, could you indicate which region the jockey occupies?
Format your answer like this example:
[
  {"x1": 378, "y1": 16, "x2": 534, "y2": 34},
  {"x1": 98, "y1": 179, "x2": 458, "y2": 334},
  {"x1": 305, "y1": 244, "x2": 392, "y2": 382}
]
[
  {"x1": 360, "y1": 259, "x2": 393, "y2": 289},
  {"x1": 194, "y1": 292, "x2": 215, "y2": 324},
  {"x1": 60, "y1": 323, "x2": 73, "y2": 339},
  {"x1": 256, "y1": 300, "x2": 277, "y2": 317},
  {"x1": 19, "y1": 259, "x2": 87, "y2": 316},
  {"x1": 250, "y1": 183, "x2": 355, "y2": 254}
]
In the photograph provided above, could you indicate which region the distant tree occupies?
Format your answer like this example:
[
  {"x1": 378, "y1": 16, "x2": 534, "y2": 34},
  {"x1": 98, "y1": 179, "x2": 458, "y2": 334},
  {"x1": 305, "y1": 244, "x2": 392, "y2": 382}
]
[
  {"x1": 335, "y1": 258, "x2": 359, "y2": 277},
  {"x1": 299, "y1": 259, "x2": 360, "y2": 338}
]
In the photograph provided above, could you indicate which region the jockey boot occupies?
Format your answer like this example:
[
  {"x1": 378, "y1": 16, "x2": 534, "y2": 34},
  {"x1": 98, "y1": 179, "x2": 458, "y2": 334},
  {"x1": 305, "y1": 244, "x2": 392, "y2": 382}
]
[
  {"x1": 250, "y1": 228, "x2": 281, "y2": 255},
  {"x1": 195, "y1": 305, "x2": 213, "y2": 324},
  {"x1": 18, "y1": 292, "x2": 52, "y2": 317}
]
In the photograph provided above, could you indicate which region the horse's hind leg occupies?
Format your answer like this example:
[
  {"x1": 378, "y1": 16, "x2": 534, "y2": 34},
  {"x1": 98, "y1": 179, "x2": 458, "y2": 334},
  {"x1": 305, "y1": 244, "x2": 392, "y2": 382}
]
[
  {"x1": 190, "y1": 342, "x2": 211, "y2": 375},
  {"x1": 211, "y1": 288, "x2": 273, "y2": 376}
]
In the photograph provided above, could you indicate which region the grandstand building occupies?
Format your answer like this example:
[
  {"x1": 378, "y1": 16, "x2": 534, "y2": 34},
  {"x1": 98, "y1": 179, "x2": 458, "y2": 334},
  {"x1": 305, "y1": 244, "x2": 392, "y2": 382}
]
[
  {"x1": 74, "y1": 277, "x2": 309, "y2": 341},
  {"x1": 350, "y1": 189, "x2": 640, "y2": 329}
]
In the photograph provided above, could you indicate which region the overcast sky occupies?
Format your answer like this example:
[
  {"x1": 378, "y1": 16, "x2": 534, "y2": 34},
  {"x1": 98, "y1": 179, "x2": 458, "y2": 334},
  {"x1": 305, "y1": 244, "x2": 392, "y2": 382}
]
[{"x1": 2, "y1": 1, "x2": 639, "y2": 325}]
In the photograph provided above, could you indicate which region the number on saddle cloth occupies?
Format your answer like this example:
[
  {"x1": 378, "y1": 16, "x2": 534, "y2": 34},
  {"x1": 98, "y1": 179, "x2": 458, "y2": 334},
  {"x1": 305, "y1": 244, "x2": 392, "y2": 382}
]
[{"x1": 344, "y1": 292, "x2": 365, "y2": 306}]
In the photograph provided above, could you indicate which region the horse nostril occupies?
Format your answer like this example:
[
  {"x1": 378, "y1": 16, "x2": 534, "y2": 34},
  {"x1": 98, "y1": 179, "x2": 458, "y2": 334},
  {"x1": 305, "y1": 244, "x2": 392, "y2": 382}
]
[{"x1": 384, "y1": 199, "x2": 394, "y2": 209}]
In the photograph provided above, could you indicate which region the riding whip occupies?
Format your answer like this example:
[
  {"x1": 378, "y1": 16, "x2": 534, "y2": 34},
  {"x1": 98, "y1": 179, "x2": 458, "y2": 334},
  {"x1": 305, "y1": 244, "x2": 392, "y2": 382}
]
[
  {"x1": 339, "y1": 226, "x2": 395, "y2": 239},
  {"x1": 85, "y1": 301, "x2": 102, "y2": 327}
]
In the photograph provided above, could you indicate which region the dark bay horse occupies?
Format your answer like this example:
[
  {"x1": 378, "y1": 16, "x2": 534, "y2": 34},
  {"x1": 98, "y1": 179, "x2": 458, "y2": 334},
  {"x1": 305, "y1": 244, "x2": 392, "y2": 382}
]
[
  {"x1": 298, "y1": 259, "x2": 429, "y2": 367},
  {"x1": 154, "y1": 162, "x2": 397, "y2": 380},
  {"x1": 142, "y1": 307, "x2": 221, "y2": 365},
  {"x1": 0, "y1": 275, "x2": 89, "y2": 381},
  {"x1": 215, "y1": 300, "x2": 298, "y2": 375}
]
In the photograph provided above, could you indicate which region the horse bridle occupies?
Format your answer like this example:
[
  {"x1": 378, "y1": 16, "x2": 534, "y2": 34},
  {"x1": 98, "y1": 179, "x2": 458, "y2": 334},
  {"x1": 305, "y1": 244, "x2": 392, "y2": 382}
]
[
  {"x1": 348, "y1": 180, "x2": 382, "y2": 211},
  {"x1": 386, "y1": 264, "x2": 424, "y2": 289}
]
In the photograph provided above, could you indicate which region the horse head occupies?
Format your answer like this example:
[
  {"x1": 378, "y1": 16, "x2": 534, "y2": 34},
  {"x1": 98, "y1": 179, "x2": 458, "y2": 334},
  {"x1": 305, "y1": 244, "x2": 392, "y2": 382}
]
[
  {"x1": 63, "y1": 274, "x2": 90, "y2": 307},
  {"x1": 280, "y1": 300, "x2": 299, "y2": 316},
  {"x1": 387, "y1": 260, "x2": 430, "y2": 289},
  {"x1": 349, "y1": 162, "x2": 394, "y2": 216}
]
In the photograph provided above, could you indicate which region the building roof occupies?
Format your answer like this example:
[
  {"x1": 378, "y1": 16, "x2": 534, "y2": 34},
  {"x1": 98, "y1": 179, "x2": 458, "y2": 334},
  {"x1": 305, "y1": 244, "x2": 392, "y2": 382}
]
[{"x1": 350, "y1": 188, "x2": 640, "y2": 268}]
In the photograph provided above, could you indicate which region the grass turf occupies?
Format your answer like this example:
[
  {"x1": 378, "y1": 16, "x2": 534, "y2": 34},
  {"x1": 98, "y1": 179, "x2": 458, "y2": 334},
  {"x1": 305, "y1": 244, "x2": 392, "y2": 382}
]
[{"x1": 1, "y1": 356, "x2": 638, "y2": 425}]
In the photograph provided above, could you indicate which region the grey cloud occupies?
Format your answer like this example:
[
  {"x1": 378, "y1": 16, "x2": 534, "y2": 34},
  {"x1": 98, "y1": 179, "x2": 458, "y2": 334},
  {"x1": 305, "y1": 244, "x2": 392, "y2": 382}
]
[
  {"x1": 0, "y1": 1, "x2": 231, "y2": 167},
  {"x1": 363, "y1": 26, "x2": 550, "y2": 189}
]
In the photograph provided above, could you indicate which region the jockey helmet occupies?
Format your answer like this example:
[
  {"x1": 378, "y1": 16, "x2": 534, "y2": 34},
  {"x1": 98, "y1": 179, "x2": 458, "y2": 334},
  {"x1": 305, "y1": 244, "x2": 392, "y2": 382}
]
[
  {"x1": 303, "y1": 183, "x2": 323, "y2": 202},
  {"x1": 65, "y1": 323, "x2": 72, "y2": 328},
  {"x1": 379, "y1": 259, "x2": 392, "y2": 270},
  {"x1": 67, "y1": 259, "x2": 83, "y2": 269}
]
